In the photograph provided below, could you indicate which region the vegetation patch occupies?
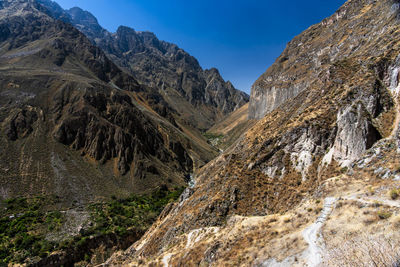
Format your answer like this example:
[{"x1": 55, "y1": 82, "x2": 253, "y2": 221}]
[
  {"x1": 0, "y1": 186, "x2": 184, "y2": 265},
  {"x1": 203, "y1": 132, "x2": 225, "y2": 149},
  {"x1": 377, "y1": 210, "x2": 392, "y2": 220},
  {"x1": 389, "y1": 188, "x2": 400, "y2": 200}
]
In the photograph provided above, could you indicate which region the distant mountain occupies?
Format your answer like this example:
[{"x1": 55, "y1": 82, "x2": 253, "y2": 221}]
[
  {"x1": 62, "y1": 5, "x2": 249, "y2": 130},
  {"x1": 0, "y1": 0, "x2": 214, "y2": 204}
]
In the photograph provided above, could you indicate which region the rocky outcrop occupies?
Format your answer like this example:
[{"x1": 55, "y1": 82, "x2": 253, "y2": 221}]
[
  {"x1": 324, "y1": 102, "x2": 382, "y2": 167},
  {"x1": 4, "y1": 107, "x2": 38, "y2": 141},
  {"x1": 51, "y1": 87, "x2": 192, "y2": 175},
  {"x1": 104, "y1": 0, "x2": 400, "y2": 265},
  {"x1": 203, "y1": 68, "x2": 246, "y2": 114}
]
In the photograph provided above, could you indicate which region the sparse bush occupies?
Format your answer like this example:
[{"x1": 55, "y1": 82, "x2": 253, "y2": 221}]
[
  {"x1": 315, "y1": 207, "x2": 323, "y2": 214},
  {"x1": 372, "y1": 201, "x2": 382, "y2": 208},
  {"x1": 268, "y1": 218, "x2": 278, "y2": 223},
  {"x1": 367, "y1": 186, "x2": 375, "y2": 196},
  {"x1": 323, "y1": 234, "x2": 400, "y2": 267},
  {"x1": 377, "y1": 211, "x2": 392, "y2": 220},
  {"x1": 283, "y1": 217, "x2": 291, "y2": 223},
  {"x1": 389, "y1": 189, "x2": 399, "y2": 200}
]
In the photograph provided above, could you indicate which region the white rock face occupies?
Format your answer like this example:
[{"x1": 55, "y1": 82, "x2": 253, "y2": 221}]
[
  {"x1": 249, "y1": 82, "x2": 306, "y2": 119},
  {"x1": 185, "y1": 227, "x2": 220, "y2": 249},
  {"x1": 326, "y1": 103, "x2": 380, "y2": 167},
  {"x1": 287, "y1": 132, "x2": 317, "y2": 181},
  {"x1": 263, "y1": 166, "x2": 278, "y2": 179},
  {"x1": 388, "y1": 56, "x2": 400, "y2": 95}
]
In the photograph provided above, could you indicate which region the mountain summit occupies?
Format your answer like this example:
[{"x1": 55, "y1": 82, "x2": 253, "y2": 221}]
[{"x1": 53, "y1": 4, "x2": 249, "y2": 131}]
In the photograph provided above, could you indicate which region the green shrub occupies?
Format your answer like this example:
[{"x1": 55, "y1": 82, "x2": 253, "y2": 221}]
[
  {"x1": 377, "y1": 211, "x2": 392, "y2": 220},
  {"x1": 389, "y1": 189, "x2": 399, "y2": 200}
]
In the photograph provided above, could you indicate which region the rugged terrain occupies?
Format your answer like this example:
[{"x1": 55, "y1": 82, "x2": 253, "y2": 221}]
[
  {"x1": 103, "y1": 0, "x2": 400, "y2": 266},
  {"x1": 0, "y1": 0, "x2": 219, "y2": 204},
  {"x1": 0, "y1": 0, "x2": 252, "y2": 264},
  {"x1": 63, "y1": 4, "x2": 249, "y2": 131}
]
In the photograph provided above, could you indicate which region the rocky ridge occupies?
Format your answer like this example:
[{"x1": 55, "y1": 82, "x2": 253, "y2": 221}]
[
  {"x1": 0, "y1": 0, "x2": 210, "y2": 203},
  {"x1": 103, "y1": 0, "x2": 400, "y2": 265},
  {"x1": 63, "y1": 5, "x2": 249, "y2": 130}
]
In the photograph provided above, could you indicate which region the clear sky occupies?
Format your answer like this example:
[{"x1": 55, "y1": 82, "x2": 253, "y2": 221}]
[{"x1": 54, "y1": 0, "x2": 346, "y2": 94}]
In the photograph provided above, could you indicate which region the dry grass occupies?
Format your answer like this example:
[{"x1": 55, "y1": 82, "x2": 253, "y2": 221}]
[{"x1": 323, "y1": 234, "x2": 400, "y2": 267}]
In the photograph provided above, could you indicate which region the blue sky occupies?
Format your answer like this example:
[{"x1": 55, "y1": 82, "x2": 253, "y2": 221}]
[{"x1": 55, "y1": 0, "x2": 346, "y2": 94}]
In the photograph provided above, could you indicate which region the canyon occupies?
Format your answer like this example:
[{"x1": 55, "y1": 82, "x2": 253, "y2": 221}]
[{"x1": 2, "y1": 0, "x2": 400, "y2": 266}]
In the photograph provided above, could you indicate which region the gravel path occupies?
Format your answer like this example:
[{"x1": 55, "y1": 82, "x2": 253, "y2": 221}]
[{"x1": 302, "y1": 197, "x2": 336, "y2": 267}]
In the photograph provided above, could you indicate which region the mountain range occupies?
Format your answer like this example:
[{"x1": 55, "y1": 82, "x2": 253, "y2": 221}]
[
  {"x1": 0, "y1": 0, "x2": 248, "y2": 206},
  {"x1": 2, "y1": 0, "x2": 400, "y2": 266}
]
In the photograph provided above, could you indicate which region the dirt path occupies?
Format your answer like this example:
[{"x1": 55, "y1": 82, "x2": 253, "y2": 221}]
[
  {"x1": 343, "y1": 194, "x2": 400, "y2": 208},
  {"x1": 302, "y1": 197, "x2": 336, "y2": 267},
  {"x1": 162, "y1": 253, "x2": 172, "y2": 267}
]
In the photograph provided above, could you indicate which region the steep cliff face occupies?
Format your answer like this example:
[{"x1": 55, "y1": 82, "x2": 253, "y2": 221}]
[
  {"x1": 104, "y1": 0, "x2": 400, "y2": 265},
  {"x1": 63, "y1": 7, "x2": 249, "y2": 130},
  {"x1": 0, "y1": 0, "x2": 209, "y2": 203},
  {"x1": 249, "y1": 0, "x2": 399, "y2": 120}
]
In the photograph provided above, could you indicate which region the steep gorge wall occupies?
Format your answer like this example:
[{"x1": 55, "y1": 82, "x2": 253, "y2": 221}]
[
  {"x1": 104, "y1": 0, "x2": 400, "y2": 265},
  {"x1": 249, "y1": 0, "x2": 400, "y2": 120}
]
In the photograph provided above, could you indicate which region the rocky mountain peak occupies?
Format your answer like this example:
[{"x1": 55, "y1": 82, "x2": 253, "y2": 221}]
[
  {"x1": 68, "y1": 6, "x2": 101, "y2": 29},
  {"x1": 116, "y1": 25, "x2": 136, "y2": 35},
  {"x1": 68, "y1": 6, "x2": 97, "y2": 24},
  {"x1": 204, "y1": 67, "x2": 221, "y2": 76},
  {"x1": 36, "y1": 0, "x2": 69, "y2": 20},
  {"x1": 57, "y1": 4, "x2": 249, "y2": 129},
  {"x1": 65, "y1": 6, "x2": 105, "y2": 40}
]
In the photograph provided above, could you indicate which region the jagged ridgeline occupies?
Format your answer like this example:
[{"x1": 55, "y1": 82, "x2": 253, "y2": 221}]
[
  {"x1": 0, "y1": 0, "x2": 249, "y2": 203},
  {"x1": 64, "y1": 6, "x2": 249, "y2": 131},
  {"x1": 101, "y1": 0, "x2": 400, "y2": 266}
]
